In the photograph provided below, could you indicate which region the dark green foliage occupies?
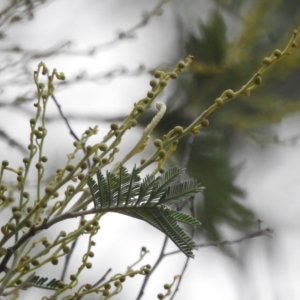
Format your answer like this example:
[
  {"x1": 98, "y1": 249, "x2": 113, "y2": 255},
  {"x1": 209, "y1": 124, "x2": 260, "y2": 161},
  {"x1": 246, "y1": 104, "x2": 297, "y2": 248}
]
[
  {"x1": 186, "y1": 10, "x2": 227, "y2": 65},
  {"x1": 155, "y1": 5, "x2": 300, "y2": 246},
  {"x1": 186, "y1": 134, "x2": 255, "y2": 241},
  {"x1": 87, "y1": 166, "x2": 203, "y2": 258}
]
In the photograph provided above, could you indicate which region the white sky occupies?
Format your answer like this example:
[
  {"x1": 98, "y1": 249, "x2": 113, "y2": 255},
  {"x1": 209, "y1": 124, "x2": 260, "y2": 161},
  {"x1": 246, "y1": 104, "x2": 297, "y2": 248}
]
[{"x1": 1, "y1": 1, "x2": 300, "y2": 299}]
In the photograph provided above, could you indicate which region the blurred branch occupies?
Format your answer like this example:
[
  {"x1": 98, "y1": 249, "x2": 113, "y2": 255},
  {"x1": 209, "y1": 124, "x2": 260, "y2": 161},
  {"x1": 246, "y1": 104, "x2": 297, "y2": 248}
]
[
  {"x1": 165, "y1": 228, "x2": 273, "y2": 257},
  {"x1": 136, "y1": 225, "x2": 272, "y2": 300},
  {"x1": 0, "y1": 0, "x2": 47, "y2": 29},
  {"x1": 51, "y1": 94, "x2": 80, "y2": 142},
  {"x1": 0, "y1": 128, "x2": 27, "y2": 154},
  {"x1": 0, "y1": 0, "x2": 173, "y2": 58},
  {"x1": 65, "y1": 0, "x2": 175, "y2": 55},
  {"x1": 56, "y1": 64, "x2": 149, "y2": 88},
  {"x1": 170, "y1": 196, "x2": 196, "y2": 300}
]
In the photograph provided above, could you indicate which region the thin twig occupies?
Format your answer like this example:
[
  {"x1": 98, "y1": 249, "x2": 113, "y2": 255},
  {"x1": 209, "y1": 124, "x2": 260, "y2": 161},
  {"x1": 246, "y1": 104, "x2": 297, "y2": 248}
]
[
  {"x1": 180, "y1": 134, "x2": 195, "y2": 169},
  {"x1": 59, "y1": 230, "x2": 79, "y2": 282},
  {"x1": 51, "y1": 93, "x2": 91, "y2": 282},
  {"x1": 51, "y1": 94, "x2": 80, "y2": 142},
  {"x1": 76, "y1": 268, "x2": 112, "y2": 300},
  {"x1": 92, "y1": 268, "x2": 112, "y2": 288},
  {"x1": 136, "y1": 135, "x2": 196, "y2": 300},
  {"x1": 136, "y1": 236, "x2": 168, "y2": 300},
  {"x1": 165, "y1": 228, "x2": 273, "y2": 257},
  {"x1": 170, "y1": 197, "x2": 196, "y2": 300}
]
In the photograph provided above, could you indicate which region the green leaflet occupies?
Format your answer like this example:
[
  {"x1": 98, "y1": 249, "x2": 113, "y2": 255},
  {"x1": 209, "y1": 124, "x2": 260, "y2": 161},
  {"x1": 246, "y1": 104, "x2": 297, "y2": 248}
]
[
  {"x1": 87, "y1": 166, "x2": 203, "y2": 258},
  {"x1": 24, "y1": 275, "x2": 61, "y2": 291}
]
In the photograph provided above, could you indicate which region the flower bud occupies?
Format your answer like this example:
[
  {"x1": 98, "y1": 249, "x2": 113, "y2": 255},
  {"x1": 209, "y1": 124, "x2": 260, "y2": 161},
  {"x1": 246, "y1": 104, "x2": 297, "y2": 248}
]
[
  {"x1": 200, "y1": 119, "x2": 209, "y2": 127},
  {"x1": 150, "y1": 80, "x2": 158, "y2": 88}
]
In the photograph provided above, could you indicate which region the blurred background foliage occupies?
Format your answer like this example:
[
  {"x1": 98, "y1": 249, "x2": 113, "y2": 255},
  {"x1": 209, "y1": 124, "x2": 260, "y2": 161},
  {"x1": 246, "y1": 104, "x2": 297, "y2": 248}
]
[
  {"x1": 1, "y1": 0, "x2": 300, "y2": 250},
  {"x1": 152, "y1": 0, "x2": 300, "y2": 243}
]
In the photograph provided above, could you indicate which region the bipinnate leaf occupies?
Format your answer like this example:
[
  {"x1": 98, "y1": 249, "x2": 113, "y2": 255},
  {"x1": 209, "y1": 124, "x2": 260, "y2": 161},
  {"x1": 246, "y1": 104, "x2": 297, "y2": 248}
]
[{"x1": 87, "y1": 166, "x2": 203, "y2": 257}]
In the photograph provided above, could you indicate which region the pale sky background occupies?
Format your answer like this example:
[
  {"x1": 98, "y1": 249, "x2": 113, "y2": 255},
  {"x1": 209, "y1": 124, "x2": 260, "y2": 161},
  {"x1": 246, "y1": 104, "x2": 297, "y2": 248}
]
[{"x1": 0, "y1": 1, "x2": 300, "y2": 299}]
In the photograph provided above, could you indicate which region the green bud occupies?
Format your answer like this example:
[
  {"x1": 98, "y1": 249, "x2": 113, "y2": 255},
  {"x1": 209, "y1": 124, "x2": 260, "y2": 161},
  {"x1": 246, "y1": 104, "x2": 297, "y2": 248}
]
[
  {"x1": 78, "y1": 173, "x2": 85, "y2": 180},
  {"x1": 159, "y1": 79, "x2": 167, "y2": 87},
  {"x1": 23, "y1": 157, "x2": 30, "y2": 164},
  {"x1": 7, "y1": 222, "x2": 16, "y2": 231},
  {"x1": 45, "y1": 186, "x2": 54, "y2": 194},
  {"x1": 150, "y1": 80, "x2": 158, "y2": 88},
  {"x1": 169, "y1": 72, "x2": 177, "y2": 79},
  {"x1": 177, "y1": 60, "x2": 185, "y2": 69},
  {"x1": 110, "y1": 123, "x2": 119, "y2": 131},
  {"x1": 274, "y1": 49, "x2": 282, "y2": 57},
  {"x1": 225, "y1": 90, "x2": 234, "y2": 98},
  {"x1": 35, "y1": 162, "x2": 43, "y2": 169},
  {"x1": 92, "y1": 156, "x2": 101, "y2": 163},
  {"x1": 263, "y1": 57, "x2": 272, "y2": 65},
  {"x1": 200, "y1": 119, "x2": 209, "y2": 127},
  {"x1": 215, "y1": 98, "x2": 223, "y2": 106},
  {"x1": 86, "y1": 262, "x2": 92, "y2": 269},
  {"x1": 32, "y1": 259, "x2": 40, "y2": 266},
  {"x1": 147, "y1": 91, "x2": 154, "y2": 98},
  {"x1": 154, "y1": 139, "x2": 163, "y2": 148},
  {"x1": 154, "y1": 71, "x2": 163, "y2": 78},
  {"x1": 70, "y1": 274, "x2": 77, "y2": 281},
  {"x1": 63, "y1": 246, "x2": 70, "y2": 254},
  {"x1": 1, "y1": 160, "x2": 9, "y2": 167},
  {"x1": 65, "y1": 164, "x2": 74, "y2": 172},
  {"x1": 114, "y1": 281, "x2": 121, "y2": 287},
  {"x1": 41, "y1": 156, "x2": 48, "y2": 162},
  {"x1": 29, "y1": 118, "x2": 36, "y2": 125},
  {"x1": 13, "y1": 211, "x2": 22, "y2": 220},
  {"x1": 98, "y1": 143, "x2": 107, "y2": 151}
]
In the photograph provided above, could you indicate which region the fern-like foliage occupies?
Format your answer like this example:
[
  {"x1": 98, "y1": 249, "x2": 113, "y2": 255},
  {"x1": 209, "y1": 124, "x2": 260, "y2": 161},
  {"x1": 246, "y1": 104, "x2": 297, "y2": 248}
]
[
  {"x1": 24, "y1": 275, "x2": 61, "y2": 290},
  {"x1": 87, "y1": 166, "x2": 203, "y2": 258}
]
